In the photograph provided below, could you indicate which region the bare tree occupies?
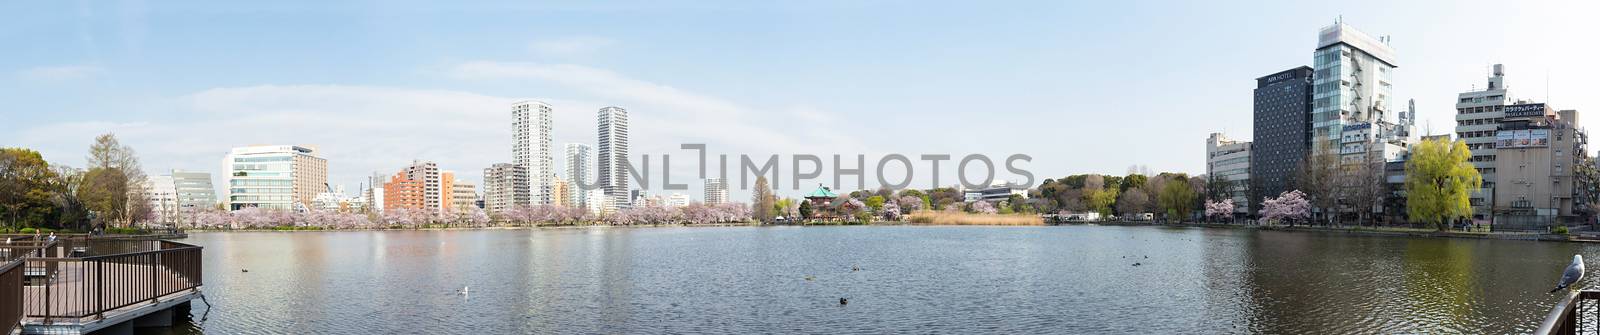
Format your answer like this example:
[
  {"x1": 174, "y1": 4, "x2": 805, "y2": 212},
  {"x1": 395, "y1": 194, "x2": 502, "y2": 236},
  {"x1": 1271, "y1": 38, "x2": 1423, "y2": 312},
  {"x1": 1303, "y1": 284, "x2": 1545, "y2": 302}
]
[{"x1": 1297, "y1": 153, "x2": 1340, "y2": 226}]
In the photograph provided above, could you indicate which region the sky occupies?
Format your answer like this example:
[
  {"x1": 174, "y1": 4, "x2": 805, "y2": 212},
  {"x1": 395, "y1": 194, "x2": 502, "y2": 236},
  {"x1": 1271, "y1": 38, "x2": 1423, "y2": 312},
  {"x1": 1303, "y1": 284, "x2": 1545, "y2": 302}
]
[{"x1": 3, "y1": 0, "x2": 1599, "y2": 202}]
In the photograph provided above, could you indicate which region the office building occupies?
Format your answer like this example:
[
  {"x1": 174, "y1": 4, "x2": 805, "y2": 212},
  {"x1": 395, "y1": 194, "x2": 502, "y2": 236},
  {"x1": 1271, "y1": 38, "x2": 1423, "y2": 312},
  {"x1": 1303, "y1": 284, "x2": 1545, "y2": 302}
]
[
  {"x1": 513, "y1": 100, "x2": 555, "y2": 205},
  {"x1": 1206, "y1": 133, "x2": 1251, "y2": 215},
  {"x1": 597, "y1": 106, "x2": 630, "y2": 210},
  {"x1": 483, "y1": 163, "x2": 529, "y2": 213},
  {"x1": 1455, "y1": 64, "x2": 1513, "y2": 219},
  {"x1": 704, "y1": 178, "x2": 728, "y2": 205},
  {"x1": 1251, "y1": 66, "x2": 1314, "y2": 212},
  {"x1": 223, "y1": 145, "x2": 328, "y2": 211},
  {"x1": 1492, "y1": 104, "x2": 1588, "y2": 228},
  {"x1": 170, "y1": 170, "x2": 216, "y2": 210},
  {"x1": 1310, "y1": 21, "x2": 1398, "y2": 157}
]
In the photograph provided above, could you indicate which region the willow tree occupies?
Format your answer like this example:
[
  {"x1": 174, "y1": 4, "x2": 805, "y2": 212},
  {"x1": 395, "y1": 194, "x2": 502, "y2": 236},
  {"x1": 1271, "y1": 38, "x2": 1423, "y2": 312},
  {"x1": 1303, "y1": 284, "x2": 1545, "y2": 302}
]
[{"x1": 1405, "y1": 138, "x2": 1481, "y2": 231}]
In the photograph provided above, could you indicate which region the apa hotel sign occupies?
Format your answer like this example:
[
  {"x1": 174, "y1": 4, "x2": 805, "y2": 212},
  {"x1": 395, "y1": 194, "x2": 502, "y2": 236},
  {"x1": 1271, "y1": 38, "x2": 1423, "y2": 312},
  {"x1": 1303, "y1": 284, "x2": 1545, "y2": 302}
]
[{"x1": 1504, "y1": 103, "x2": 1547, "y2": 118}]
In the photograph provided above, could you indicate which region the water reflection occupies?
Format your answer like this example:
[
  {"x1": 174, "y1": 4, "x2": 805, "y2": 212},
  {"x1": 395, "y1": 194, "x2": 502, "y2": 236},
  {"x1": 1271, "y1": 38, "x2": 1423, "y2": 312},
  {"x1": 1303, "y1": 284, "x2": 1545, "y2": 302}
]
[{"x1": 151, "y1": 226, "x2": 1600, "y2": 334}]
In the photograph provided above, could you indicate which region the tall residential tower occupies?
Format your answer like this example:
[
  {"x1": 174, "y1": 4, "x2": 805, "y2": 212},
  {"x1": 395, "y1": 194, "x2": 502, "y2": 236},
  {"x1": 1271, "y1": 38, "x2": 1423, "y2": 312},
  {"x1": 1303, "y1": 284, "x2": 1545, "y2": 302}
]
[
  {"x1": 513, "y1": 101, "x2": 554, "y2": 205},
  {"x1": 597, "y1": 106, "x2": 630, "y2": 211}
]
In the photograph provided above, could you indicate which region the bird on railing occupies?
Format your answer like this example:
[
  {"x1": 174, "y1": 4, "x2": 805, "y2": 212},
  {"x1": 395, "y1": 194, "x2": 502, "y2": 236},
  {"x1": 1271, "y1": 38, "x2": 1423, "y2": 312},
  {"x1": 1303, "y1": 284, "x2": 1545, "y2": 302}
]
[{"x1": 1551, "y1": 254, "x2": 1585, "y2": 293}]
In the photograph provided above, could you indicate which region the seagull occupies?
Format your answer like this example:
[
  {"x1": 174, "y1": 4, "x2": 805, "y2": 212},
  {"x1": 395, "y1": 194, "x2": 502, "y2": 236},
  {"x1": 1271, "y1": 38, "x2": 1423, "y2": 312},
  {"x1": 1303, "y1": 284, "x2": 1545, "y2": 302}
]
[{"x1": 1551, "y1": 255, "x2": 1586, "y2": 293}]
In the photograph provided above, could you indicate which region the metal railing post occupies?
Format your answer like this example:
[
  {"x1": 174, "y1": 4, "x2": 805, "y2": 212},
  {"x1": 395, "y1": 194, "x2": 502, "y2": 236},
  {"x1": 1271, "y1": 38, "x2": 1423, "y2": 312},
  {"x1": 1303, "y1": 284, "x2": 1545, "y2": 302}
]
[
  {"x1": 96, "y1": 260, "x2": 103, "y2": 319},
  {"x1": 149, "y1": 253, "x2": 158, "y2": 303},
  {"x1": 42, "y1": 266, "x2": 49, "y2": 325}
]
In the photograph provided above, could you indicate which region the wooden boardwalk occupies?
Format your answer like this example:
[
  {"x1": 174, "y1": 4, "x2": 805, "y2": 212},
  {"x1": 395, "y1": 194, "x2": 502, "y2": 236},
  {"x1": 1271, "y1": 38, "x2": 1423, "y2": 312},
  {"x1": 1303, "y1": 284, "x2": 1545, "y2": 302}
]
[{"x1": 22, "y1": 261, "x2": 199, "y2": 327}]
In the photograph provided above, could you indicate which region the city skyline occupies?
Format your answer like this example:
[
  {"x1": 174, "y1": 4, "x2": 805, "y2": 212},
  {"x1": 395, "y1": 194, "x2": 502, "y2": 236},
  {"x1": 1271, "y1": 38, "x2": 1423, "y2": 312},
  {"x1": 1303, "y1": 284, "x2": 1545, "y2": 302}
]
[{"x1": 4, "y1": 1, "x2": 1599, "y2": 201}]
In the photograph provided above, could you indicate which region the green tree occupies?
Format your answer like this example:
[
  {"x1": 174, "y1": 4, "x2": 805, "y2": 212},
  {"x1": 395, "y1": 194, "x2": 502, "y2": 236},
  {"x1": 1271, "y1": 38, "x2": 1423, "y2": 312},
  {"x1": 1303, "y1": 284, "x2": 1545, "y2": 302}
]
[
  {"x1": 774, "y1": 197, "x2": 794, "y2": 220},
  {"x1": 1120, "y1": 174, "x2": 1147, "y2": 193},
  {"x1": 1158, "y1": 178, "x2": 1196, "y2": 222},
  {"x1": 81, "y1": 134, "x2": 150, "y2": 228},
  {"x1": 1405, "y1": 138, "x2": 1481, "y2": 231},
  {"x1": 0, "y1": 148, "x2": 62, "y2": 228},
  {"x1": 864, "y1": 196, "x2": 886, "y2": 211},
  {"x1": 799, "y1": 200, "x2": 814, "y2": 220},
  {"x1": 1086, "y1": 188, "x2": 1119, "y2": 217},
  {"x1": 1006, "y1": 194, "x2": 1028, "y2": 213}
]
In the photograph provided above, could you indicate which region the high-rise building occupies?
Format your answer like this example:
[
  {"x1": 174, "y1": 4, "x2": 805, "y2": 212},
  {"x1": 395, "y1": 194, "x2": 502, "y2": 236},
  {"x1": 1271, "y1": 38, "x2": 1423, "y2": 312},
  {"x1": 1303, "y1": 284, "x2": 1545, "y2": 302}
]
[
  {"x1": 483, "y1": 163, "x2": 529, "y2": 213},
  {"x1": 450, "y1": 180, "x2": 478, "y2": 212},
  {"x1": 1251, "y1": 66, "x2": 1314, "y2": 212},
  {"x1": 1206, "y1": 133, "x2": 1251, "y2": 215},
  {"x1": 1310, "y1": 22, "x2": 1398, "y2": 157},
  {"x1": 384, "y1": 172, "x2": 426, "y2": 211},
  {"x1": 400, "y1": 160, "x2": 442, "y2": 212},
  {"x1": 597, "y1": 106, "x2": 630, "y2": 211},
  {"x1": 704, "y1": 178, "x2": 729, "y2": 205},
  {"x1": 552, "y1": 178, "x2": 572, "y2": 208},
  {"x1": 365, "y1": 172, "x2": 387, "y2": 213},
  {"x1": 1491, "y1": 104, "x2": 1587, "y2": 228},
  {"x1": 223, "y1": 145, "x2": 328, "y2": 211},
  {"x1": 565, "y1": 143, "x2": 593, "y2": 208},
  {"x1": 1456, "y1": 64, "x2": 1512, "y2": 219},
  {"x1": 441, "y1": 170, "x2": 457, "y2": 212},
  {"x1": 512, "y1": 100, "x2": 555, "y2": 205}
]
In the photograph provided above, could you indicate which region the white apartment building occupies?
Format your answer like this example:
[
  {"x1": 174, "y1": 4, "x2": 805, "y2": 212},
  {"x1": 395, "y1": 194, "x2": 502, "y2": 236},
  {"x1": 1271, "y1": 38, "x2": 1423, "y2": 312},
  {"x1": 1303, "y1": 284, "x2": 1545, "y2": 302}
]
[
  {"x1": 452, "y1": 180, "x2": 478, "y2": 212},
  {"x1": 483, "y1": 163, "x2": 529, "y2": 214},
  {"x1": 1456, "y1": 64, "x2": 1512, "y2": 219},
  {"x1": 565, "y1": 143, "x2": 594, "y2": 208},
  {"x1": 513, "y1": 100, "x2": 555, "y2": 205},
  {"x1": 1205, "y1": 133, "x2": 1251, "y2": 215},
  {"x1": 704, "y1": 178, "x2": 729, "y2": 205}
]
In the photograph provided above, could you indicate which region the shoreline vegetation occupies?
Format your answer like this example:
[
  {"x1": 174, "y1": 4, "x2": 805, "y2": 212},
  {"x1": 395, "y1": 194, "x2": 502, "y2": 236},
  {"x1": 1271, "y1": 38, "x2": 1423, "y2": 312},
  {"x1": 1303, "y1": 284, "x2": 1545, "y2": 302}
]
[{"x1": 181, "y1": 217, "x2": 1600, "y2": 244}]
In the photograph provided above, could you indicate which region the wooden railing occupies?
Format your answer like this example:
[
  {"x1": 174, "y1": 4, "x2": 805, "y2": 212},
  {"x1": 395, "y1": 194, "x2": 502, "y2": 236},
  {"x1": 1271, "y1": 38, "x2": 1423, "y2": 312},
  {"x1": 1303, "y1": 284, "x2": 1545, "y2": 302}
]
[
  {"x1": 1539, "y1": 290, "x2": 1600, "y2": 334},
  {"x1": 21, "y1": 239, "x2": 202, "y2": 323}
]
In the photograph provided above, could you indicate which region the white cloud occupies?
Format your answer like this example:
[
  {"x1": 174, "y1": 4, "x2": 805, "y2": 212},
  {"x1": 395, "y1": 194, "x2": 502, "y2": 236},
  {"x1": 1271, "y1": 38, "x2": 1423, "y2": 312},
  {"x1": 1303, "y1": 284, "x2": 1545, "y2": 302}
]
[
  {"x1": 7, "y1": 85, "x2": 521, "y2": 192},
  {"x1": 17, "y1": 65, "x2": 103, "y2": 81},
  {"x1": 526, "y1": 36, "x2": 617, "y2": 56},
  {"x1": 7, "y1": 63, "x2": 880, "y2": 203}
]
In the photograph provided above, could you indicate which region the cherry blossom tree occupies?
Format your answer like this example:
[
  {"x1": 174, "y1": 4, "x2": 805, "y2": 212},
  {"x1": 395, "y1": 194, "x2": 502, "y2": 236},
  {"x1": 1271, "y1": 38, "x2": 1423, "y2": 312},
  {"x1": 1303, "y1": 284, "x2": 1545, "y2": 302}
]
[
  {"x1": 1259, "y1": 190, "x2": 1310, "y2": 225},
  {"x1": 897, "y1": 196, "x2": 923, "y2": 214},
  {"x1": 1204, "y1": 199, "x2": 1235, "y2": 222},
  {"x1": 880, "y1": 201, "x2": 903, "y2": 221},
  {"x1": 970, "y1": 201, "x2": 998, "y2": 215}
]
